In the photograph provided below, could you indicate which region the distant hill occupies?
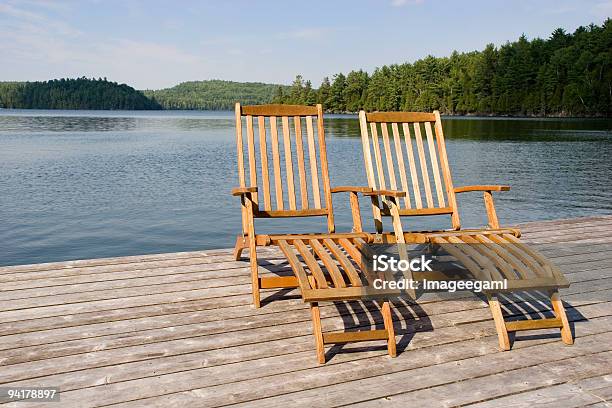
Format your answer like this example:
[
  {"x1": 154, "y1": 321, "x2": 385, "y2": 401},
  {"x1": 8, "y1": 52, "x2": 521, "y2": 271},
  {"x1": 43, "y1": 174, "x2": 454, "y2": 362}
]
[
  {"x1": 0, "y1": 78, "x2": 161, "y2": 110},
  {"x1": 143, "y1": 80, "x2": 288, "y2": 110}
]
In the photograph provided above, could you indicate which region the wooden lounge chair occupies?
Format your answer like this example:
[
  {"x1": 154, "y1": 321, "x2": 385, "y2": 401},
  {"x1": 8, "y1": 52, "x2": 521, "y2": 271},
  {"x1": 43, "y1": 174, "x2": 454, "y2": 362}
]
[
  {"x1": 231, "y1": 103, "x2": 403, "y2": 362},
  {"x1": 357, "y1": 110, "x2": 574, "y2": 350}
]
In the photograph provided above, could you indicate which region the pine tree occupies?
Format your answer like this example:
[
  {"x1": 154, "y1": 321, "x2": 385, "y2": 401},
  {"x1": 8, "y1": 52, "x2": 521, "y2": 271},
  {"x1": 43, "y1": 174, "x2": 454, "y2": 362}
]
[
  {"x1": 344, "y1": 70, "x2": 368, "y2": 112},
  {"x1": 289, "y1": 75, "x2": 304, "y2": 104},
  {"x1": 272, "y1": 86, "x2": 285, "y2": 104},
  {"x1": 316, "y1": 77, "x2": 331, "y2": 108},
  {"x1": 327, "y1": 73, "x2": 347, "y2": 113},
  {"x1": 303, "y1": 80, "x2": 316, "y2": 105}
]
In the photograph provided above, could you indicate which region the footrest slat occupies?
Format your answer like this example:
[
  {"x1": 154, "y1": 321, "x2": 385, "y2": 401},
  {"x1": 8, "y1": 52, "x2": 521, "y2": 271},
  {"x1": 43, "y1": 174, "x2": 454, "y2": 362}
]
[
  {"x1": 505, "y1": 317, "x2": 563, "y2": 332},
  {"x1": 323, "y1": 329, "x2": 389, "y2": 344},
  {"x1": 259, "y1": 276, "x2": 299, "y2": 289}
]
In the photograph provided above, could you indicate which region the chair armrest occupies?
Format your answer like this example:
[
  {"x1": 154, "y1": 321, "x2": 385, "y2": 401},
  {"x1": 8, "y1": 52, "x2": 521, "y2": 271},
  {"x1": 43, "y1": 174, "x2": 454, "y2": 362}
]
[
  {"x1": 231, "y1": 186, "x2": 258, "y2": 196},
  {"x1": 330, "y1": 186, "x2": 373, "y2": 194},
  {"x1": 363, "y1": 189, "x2": 407, "y2": 198},
  {"x1": 454, "y1": 185, "x2": 510, "y2": 194},
  {"x1": 329, "y1": 186, "x2": 372, "y2": 233},
  {"x1": 454, "y1": 185, "x2": 508, "y2": 229}
]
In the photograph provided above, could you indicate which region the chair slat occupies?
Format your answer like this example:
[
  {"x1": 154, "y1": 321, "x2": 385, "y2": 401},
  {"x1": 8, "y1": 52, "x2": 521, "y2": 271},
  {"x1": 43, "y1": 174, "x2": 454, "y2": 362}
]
[
  {"x1": 459, "y1": 235, "x2": 510, "y2": 281},
  {"x1": 322, "y1": 238, "x2": 362, "y2": 287},
  {"x1": 488, "y1": 234, "x2": 548, "y2": 278},
  {"x1": 282, "y1": 116, "x2": 297, "y2": 210},
  {"x1": 391, "y1": 122, "x2": 410, "y2": 208},
  {"x1": 381, "y1": 123, "x2": 398, "y2": 191},
  {"x1": 338, "y1": 238, "x2": 367, "y2": 273},
  {"x1": 277, "y1": 240, "x2": 311, "y2": 292},
  {"x1": 433, "y1": 111, "x2": 459, "y2": 228},
  {"x1": 310, "y1": 239, "x2": 345, "y2": 288},
  {"x1": 316, "y1": 106, "x2": 334, "y2": 232},
  {"x1": 269, "y1": 116, "x2": 283, "y2": 210},
  {"x1": 306, "y1": 116, "x2": 321, "y2": 209},
  {"x1": 359, "y1": 112, "x2": 377, "y2": 189},
  {"x1": 294, "y1": 116, "x2": 309, "y2": 209},
  {"x1": 432, "y1": 236, "x2": 492, "y2": 280},
  {"x1": 294, "y1": 240, "x2": 328, "y2": 288},
  {"x1": 424, "y1": 121, "x2": 445, "y2": 207},
  {"x1": 258, "y1": 116, "x2": 271, "y2": 210},
  {"x1": 246, "y1": 115, "x2": 258, "y2": 205},
  {"x1": 235, "y1": 106, "x2": 245, "y2": 187},
  {"x1": 370, "y1": 122, "x2": 387, "y2": 189},
  {"x1": 473, "y1": 234, "x2": 528, "y2": 279},
  {"x1": 402, "y1": 123, "x2": 422, "y2": 208},
  {"x1": 359, "y1": 111, "x2": 383, "y2": 232},
  {"x1": 242, "y1": 104, "x2": 318, "y2": 116},
  {"x1": 445, "y1": 235, "x2": 500, "y2": 280},
  {"x1": 474, "y1": 234, "x2": 534, "y2": 279},
  {"x1": 353, "y1": 238, "x2": 382, "y2": 285},
  {"x1": 413, "y1": 122, "x2": 434, "y2": 208},
  {"x1": 337, "y1": 238, "x2": 379, "y2": 284},
  {"x1": 502, "y1": 233, "x2": 556, "y2": 277},
  {"x1": 367, "y1": 111, "x2": 436, "y2": 123}
]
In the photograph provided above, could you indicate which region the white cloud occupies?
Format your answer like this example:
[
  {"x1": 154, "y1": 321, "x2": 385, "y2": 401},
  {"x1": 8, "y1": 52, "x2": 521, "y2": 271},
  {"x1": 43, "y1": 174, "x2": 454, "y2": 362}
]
[
  {"x1": 0, "y1": 0, "x2": 210, "y2": 88},
  {"x1": 282, "y1": 27, "x2": 331, "y2": 40},
  {"x1": 0, "y1": 2, "x2": 44, "y2": 20},
  {"x1": 0, "y1": 1, "x2": 346, "y2": 87},
  {"x1": 391, "y1": 0, "x2": 424, "y2": 6}
]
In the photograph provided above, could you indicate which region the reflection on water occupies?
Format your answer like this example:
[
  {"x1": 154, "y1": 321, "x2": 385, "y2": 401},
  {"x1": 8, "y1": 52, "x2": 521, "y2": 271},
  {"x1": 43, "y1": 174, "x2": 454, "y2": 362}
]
[
  {"x1": 1, "y1": 109, "x2": 611, "y2": 266},
  {"x1": 325, "y1": 116, "x2": 612, "y2": 141},
  {"x1": 0, "y1": 110, "x2": 234, "y2": 133}
]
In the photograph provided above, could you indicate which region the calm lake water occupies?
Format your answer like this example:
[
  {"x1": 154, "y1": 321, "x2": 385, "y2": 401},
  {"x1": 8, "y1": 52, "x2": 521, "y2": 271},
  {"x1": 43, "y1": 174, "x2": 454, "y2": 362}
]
[{"x1": 1, "y1": 109, "x2": 611, "y2": 266}]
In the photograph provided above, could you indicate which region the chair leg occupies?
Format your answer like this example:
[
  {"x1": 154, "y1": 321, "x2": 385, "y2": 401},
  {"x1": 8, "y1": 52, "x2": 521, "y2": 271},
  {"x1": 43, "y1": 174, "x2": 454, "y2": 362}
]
[
  {"x1": 233, "y1": 235, "x2": 246, "y2": 261},
  {"x1": 247, "y1": 237, "x2": 260, "y2": 308},
  {"x1": 551, "y1": 290, "x2": 574, "y2": 345},
  {"x1": 487, "y1": 295, "x2": 511, "y2": 351},
  {"x1": 310, "y1": 302, "x2": 325, "y2": 364},
  {"x1": 250, "y1": 263, "x2": 260, "y2": 307},
  {"x1": 382, "y1": 301, "x2": 397, "y2": 357}
]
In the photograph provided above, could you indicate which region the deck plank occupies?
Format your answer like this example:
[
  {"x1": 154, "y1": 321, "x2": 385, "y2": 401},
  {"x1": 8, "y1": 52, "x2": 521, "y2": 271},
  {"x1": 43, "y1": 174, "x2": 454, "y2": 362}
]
[
  {"x1": 346, "y1": 352, "x2": 612, "y2": 408},
  {"x1": 463, "y1": 374, "x2": 612, "y2": 408},
  {"x1": 0, "y1": 215, "x2": 610, "y2": 407},
  {"x1": 85, "y1": 332, "x2": 612, "y2": 408}
]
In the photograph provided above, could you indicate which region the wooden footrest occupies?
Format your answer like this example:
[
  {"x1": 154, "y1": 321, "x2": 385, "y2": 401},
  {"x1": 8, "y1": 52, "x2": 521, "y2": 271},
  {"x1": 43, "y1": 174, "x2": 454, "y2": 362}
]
[
  {"x1": 322, "y1": 329, "x2": 389, "y2": 344},
  {"x1": 276, "y1": 237, "x2": 399, "y2": 302},
  {"x1": 259, "y1": 276, "x2": 298, "y2": 289},
  {"x1": 427, "y1": 232, "x2": 569, "y2": 290},
  {"x1": 505, "y1": 317, "x2": 563, "y2": 332}
]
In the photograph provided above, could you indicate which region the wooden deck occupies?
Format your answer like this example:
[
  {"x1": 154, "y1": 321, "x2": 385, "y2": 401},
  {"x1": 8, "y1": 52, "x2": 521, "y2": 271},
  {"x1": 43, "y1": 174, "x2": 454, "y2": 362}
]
[{"x1": 1, "y1": 215, "x2": 611, "y2": 407}]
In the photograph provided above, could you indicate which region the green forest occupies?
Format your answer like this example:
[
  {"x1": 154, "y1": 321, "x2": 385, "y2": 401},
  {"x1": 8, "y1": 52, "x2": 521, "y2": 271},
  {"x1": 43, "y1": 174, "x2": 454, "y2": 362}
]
[
  {"x1": 143, "y1": 80, "x2": 287, "y2": 110},
  {"x1": 275, "y1": 20, "x2": 611, "y2": 116},
  {"x1": 0, "y1": 78, "x2": 161, "y2": 110}
]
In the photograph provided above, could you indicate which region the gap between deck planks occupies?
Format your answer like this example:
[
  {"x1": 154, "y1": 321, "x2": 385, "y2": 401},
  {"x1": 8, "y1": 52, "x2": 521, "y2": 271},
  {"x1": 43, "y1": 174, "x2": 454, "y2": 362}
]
[{"x1": 0, "y1": 215, "x2": 611, "y2": 407}]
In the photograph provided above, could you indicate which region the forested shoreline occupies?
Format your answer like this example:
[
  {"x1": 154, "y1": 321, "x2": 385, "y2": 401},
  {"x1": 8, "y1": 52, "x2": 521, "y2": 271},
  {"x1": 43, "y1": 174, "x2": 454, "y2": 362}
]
[
  {"x1": 273, "y1": 20, "x2": 611, "y2": 117},
  {"x1": 0, "y1": 78, "x2": 161, "y2": 110},
  {"x1": 143, "y1": 80, "x2": 287, "y2": 110},
  {"x1": 1, "y1": 21, "x2": 610, "y2": 116}
]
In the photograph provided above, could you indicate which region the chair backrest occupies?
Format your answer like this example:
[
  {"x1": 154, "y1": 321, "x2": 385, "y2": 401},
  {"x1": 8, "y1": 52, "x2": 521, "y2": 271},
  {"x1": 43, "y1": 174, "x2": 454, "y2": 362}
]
[
  {"x1": 235, "y1": 103, "x2": 334, "y2": 232},
  {"x1": 358, "y1": 110, "x2": 461, "y2": 231}
]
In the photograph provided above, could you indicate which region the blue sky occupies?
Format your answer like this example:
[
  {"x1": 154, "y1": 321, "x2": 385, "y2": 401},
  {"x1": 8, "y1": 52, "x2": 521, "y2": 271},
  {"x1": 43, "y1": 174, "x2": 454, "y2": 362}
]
[{"x1": 0, "y1": 0, "x2": 610, "y2": 89}]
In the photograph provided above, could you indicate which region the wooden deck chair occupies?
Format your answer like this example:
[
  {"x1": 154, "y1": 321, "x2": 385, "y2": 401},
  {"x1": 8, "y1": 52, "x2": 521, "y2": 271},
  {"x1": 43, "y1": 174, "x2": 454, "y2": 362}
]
[
  {"x1": 357, "y1": 110, "x2": 573, "y2": 350},
  {"x1": 232, "y1": 103, "x2": 403, "y2": 363}
]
